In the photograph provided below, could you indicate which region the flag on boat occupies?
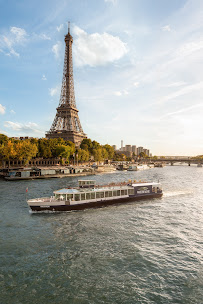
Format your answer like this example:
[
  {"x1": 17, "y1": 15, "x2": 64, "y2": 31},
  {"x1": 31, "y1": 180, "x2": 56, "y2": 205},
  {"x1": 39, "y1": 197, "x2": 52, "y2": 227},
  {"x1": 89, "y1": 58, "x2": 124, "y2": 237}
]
[{"x1": 26, "y1": 187, "x2": 28, "y2": 193}]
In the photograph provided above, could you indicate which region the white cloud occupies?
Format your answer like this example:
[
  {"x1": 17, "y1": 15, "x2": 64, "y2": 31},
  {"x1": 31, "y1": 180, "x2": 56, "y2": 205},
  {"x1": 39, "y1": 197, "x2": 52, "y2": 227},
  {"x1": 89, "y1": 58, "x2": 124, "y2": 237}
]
[
  {"x1": 38, "y1": 33, "x2": 51, "y2": 40},
  {"x1": 10, "y1": 27, "x2": 27, "y2": 42},
  {"x1": 0, "y1": 26, "x2": 27, "y2": 57},
  {"x1": 163, "y1": 81, "x2": 186, "y2": 88},
  {"x1": 57, "y1": 24, "x2": 64, "y2": 32},
  {"x1": 162, "y1": 25, "x2": 171, "y2": 32},
  {"x1": 176, "y1": 40, "x2": 203, "y2": 58},
  {"x1": 73, "y1": 26, "x2": 128, "y2": 67},
  {"x1": 160, "y1": 103, "x2": 203, "y2": 119},
  {"x1": 160, "y1": 82, "x2": 203, "y2": 103},
  {"x1": 0, "y1": 129, "x2": 7, "y2": 134},
  {"x1": 52, "y1": 41, "x2": 62, "y2": 58},
  {"x1": 10, "y1": 109, "x2": 16, "y2": 114},
  {"x1": 104, "y1": 0, "x2": 117, "y2": 5},
  {"x1": 3, "y1": 36, "x2": 12, "y2": 49},
  {"x1": 0, "y1": 104, "x2": 6, "y2": 114},
  {"x1": 4, "y1": 121, "x2": 41, "y2": 133},
  {"x1": 134, "y1": 82, "x2": 140, "y2": 88},
  {"x1": 123, "y1": 90, "x2": 129, "y2": 95},
  {"x1": 42, "y1": 74, "x2": 47, "y2": 80},
  {"x1": 9, "y1": 49, "x2": 20, "y2": 57},
  {"x1": 49, "y1": 85, "x2": 60, "y2": 96},
  {"x1": 114, "y1": 91, "x2": 122, "y2": 96},
  {"x1": 129, "y1": 36, "x2": 203, "y2": 90}
]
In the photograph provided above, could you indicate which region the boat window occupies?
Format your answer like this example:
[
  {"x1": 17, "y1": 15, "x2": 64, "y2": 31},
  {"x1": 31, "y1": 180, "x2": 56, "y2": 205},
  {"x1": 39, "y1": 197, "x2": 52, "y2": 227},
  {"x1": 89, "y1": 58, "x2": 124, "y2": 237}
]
[
  {"x1": 124, "y1": 190, "x2": 127, "y2": 195},
  {"x1": 128, "y1": 189, "x2": 134, "y2": 195},
  {"x1": 121, "y1": 190, "x2": 125, "y2": 196},
  {"x1": 75, "y1": 194, "x2": 80, "y2": 201},
  {"x1": 108, "y1": 191, "x2": 112, "y2": 197},
  {"x1": 101, "y1": 192, "x2": 104, "y2": 198},
  {"x1": 67, "y1": 194, "x2": 73, "y2": 200},
  {"x1": 105, "y1": 191, "x2": 109, "y2": 197},
  {"x1": 113, "y1": 190, "x2": 117, "y2": 196},
  {"x1": 152, "y1": 187, "x2": 157, "y2": 193},
  {"x1": 86, "y1": 193, "x2": 91, "y2": 200},
  {"x1": 81, "y1": 193, "x2": 85, "y2": 200},
  {"x1": 55, "y1": 194, "x2": 60, "y2": 199},
  {"x1": 96, "y1": 192, "x2": 101, "y2": 198},
  {"x1": 91, "y1": 192, "x2": 95, "y2": 199},
  {"x1": 117, "y1": 190, "x2": 120, "y2": 196}
]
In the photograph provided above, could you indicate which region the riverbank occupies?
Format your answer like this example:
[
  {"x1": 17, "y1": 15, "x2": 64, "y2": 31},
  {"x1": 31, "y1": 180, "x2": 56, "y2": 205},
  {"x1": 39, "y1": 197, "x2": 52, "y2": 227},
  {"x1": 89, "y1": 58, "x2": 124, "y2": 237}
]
[{"x1": 0, "y1": 164, "x2": 116, "y2": 181}]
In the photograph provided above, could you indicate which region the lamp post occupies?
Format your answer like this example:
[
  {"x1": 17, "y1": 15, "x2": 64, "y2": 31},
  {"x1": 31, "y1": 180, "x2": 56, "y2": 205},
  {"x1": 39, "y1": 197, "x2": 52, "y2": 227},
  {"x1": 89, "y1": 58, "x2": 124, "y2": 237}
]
[
  {"x1": 76, "y1": 153, "x2": 78, "y2": 167},
  {"x1": 73, "y1": 153, "x2": 75, "y2": 166}
]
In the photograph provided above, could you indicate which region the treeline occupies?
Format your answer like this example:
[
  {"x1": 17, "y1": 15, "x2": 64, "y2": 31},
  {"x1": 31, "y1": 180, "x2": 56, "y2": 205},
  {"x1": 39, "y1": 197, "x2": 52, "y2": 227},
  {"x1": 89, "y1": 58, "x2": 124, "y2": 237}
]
[
  {"x1": 0, "y1": 134, "x2": 115, "y2": 165},
  {"x1": 193, "y1": 155, "x2": 203, "y2": 159}
]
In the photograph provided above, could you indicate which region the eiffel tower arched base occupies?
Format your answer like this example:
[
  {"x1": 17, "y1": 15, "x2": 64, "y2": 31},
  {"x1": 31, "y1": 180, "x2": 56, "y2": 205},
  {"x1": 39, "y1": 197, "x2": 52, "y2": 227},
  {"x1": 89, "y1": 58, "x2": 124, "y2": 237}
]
[{"x1": 46, "y1": 130, "x2": 86, "y2": 147}]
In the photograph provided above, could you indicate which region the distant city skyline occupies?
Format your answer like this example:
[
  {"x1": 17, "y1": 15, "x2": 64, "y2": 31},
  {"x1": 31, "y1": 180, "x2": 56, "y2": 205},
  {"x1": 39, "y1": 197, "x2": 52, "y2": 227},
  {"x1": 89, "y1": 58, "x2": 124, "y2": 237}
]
[
  {"x1": 0, "y1": 0, "x2": 203, "y2": 156},
  {"x1": 113, "y1": 141, "x2": 151, "y2": 157}
]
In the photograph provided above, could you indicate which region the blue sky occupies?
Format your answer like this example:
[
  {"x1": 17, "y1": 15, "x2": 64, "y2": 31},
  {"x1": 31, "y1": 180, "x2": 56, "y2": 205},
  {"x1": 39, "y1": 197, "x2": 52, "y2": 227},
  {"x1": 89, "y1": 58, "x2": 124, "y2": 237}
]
[{"x1": 0, "y1": 0, "x2": 203, "y2": 156}]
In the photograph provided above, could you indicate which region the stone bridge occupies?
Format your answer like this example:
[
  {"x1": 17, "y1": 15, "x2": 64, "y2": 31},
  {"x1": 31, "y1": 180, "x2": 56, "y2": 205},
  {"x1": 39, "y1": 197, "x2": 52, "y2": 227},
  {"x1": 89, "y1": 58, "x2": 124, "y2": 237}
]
[{"x1": 143, "y1": 158, "x2": 203, "y2": 166}]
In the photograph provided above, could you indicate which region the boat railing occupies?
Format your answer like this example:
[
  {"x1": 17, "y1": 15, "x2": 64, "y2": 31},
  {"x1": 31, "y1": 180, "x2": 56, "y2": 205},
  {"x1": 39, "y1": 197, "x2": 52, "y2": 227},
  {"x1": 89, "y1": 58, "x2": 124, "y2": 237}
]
[
  {"x1": 93, "y1": 180, "x2": 148, "y2": 188},
  {"x1": 62, "y1": 180, "x2": 148, "y2": 191},
  {"x1": 28, "y1": 197, "x2": 50, "y2": 202}
]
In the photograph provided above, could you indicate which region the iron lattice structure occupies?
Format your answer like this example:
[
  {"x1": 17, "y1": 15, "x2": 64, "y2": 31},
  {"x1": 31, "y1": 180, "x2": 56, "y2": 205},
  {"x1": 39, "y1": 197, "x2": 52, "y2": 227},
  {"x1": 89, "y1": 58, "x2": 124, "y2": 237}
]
[{"x1": 46, "y1": 24, "x2": 86, "y2": 146}]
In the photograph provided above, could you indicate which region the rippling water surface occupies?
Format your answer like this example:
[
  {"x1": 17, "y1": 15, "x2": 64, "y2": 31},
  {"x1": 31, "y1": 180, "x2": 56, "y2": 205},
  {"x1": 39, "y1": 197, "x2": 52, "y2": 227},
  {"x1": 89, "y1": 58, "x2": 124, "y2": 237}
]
[{"x1": 0, "y1": 166, "x2": 203, "y2": 304}]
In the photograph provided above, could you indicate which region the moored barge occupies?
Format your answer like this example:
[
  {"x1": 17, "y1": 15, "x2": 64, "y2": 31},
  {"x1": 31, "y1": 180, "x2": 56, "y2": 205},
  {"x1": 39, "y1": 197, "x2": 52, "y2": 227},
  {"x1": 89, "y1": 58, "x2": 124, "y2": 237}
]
[{"x1": 27, "y1": 180, "x2": 163, "y2": 212}]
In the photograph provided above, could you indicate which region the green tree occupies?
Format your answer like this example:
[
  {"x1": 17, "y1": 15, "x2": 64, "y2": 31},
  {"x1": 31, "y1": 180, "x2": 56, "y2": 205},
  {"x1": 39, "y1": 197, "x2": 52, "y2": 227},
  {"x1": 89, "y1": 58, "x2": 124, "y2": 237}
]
[
  {"x1": 92, "y1": 140, "x2": 100, "y2": 150},
  {"x1": 0, "y1": 134, "x2": 9, "y2": 145},
  {"x1": 121, "y1": 154, "x2": 126, "y2": 160},
  {"x1": 15, "y1": 140, "x2": 38, "y2": 164},
  {"x1": 93, "y1": 148, "x2": 103, "y2": 162},
  {"x1": 113, "y1": 152, "x2": 123, "y2": 161},
  {"x1": 2, "y1": 140, "x2": 16, "y2": 160},
  {"x1": 0, "y1": 144, "x2": 5, "y2": 159},
  {"x1": 77, "y1": 149, "x2": 89, "y2": 162},
  {"x1": 55, "y1": 145, "x2": 72, "y2": 163},
  {"x1": 80, "y1": 138, "x2": 93, "y2": 152},
  {"x1": 30, "y1": 138, "x2": 38, "y2": 145},
  {"x1": 38, "y1": 138, "x2": 52, "y2": 158},
  {"x1": 65, "y1": 140, "x2": 75, "y2": 155},
  {"x1": 139, "y1": 152, "x2": 147, "y2": 158},
  {"x1": 103, "y1": 144, "x2": 115, "y2": 159},
  {"x1": 102, "y1": 148, "x2": 108, "y2": 160}
]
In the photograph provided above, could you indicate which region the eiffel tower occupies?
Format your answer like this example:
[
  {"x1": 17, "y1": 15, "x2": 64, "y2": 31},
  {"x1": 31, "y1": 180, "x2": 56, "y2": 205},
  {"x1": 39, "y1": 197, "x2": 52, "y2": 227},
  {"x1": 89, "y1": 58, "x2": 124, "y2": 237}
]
[{"x1": 46, "y1": 22, "x2": 86, "y2": 146}]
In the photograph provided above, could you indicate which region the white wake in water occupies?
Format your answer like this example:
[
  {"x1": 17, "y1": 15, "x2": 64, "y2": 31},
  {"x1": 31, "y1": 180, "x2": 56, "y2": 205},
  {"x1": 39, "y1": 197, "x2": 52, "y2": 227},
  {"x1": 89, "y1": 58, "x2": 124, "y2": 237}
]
[{"x1": 164, "y1": 190, "x2": 193, "y2": 197}]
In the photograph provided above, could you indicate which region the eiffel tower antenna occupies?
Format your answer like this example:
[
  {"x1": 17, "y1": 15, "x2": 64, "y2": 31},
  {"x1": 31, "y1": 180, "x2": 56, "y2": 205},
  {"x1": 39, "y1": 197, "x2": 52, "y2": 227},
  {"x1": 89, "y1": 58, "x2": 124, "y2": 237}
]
[{"x1": 46, "y1": 21, "x2": 86, "y2": 146}]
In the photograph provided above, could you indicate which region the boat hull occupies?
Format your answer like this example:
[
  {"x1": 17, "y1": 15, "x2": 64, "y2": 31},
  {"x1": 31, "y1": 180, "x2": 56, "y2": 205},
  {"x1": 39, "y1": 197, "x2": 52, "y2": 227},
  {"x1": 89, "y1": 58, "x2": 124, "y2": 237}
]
[{"x1": 29, "y1": 193, "x2": 163, "y2": 212}]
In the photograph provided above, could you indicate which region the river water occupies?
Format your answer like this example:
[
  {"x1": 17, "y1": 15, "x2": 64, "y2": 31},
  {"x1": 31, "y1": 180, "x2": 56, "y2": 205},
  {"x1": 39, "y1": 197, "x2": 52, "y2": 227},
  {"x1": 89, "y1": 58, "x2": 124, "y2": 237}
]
[{"x1": 0, "y1": 166, "x2": 203, "y2": 304}]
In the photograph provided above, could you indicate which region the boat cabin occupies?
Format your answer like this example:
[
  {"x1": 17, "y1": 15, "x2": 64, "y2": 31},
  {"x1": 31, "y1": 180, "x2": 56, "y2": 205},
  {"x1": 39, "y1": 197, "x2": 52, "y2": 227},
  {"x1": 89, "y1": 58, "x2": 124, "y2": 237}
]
[
  {"x1": 53, "y1": 185, "x2": 135, "y2": 203},
  {"x1": 52, "y1": 182, "x2": 162, "y2": 204},
  {"x1": 78, "y1": 180, "x2": 96, "y2": 188}
]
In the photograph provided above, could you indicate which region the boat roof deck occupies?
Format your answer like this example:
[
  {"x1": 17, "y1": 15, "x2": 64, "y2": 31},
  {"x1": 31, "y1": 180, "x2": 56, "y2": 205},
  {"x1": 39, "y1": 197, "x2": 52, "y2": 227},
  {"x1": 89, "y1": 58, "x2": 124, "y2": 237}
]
[
  {"x1": 54, "y1": 182, "x2": 161, "y2": 195},
  {"x1": 54, "y1": 185, "x2": 131, "y2": 194},
  {"x1": 132, "y1": 182, "x2": 160, "y2": 187}
]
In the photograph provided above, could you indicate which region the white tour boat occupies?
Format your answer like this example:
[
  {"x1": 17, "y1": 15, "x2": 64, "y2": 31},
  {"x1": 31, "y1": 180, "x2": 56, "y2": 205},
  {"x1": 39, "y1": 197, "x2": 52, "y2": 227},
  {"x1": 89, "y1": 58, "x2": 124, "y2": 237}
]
[{"x1": 27, "y1": 180, "x2": 163, "y2": 212}]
